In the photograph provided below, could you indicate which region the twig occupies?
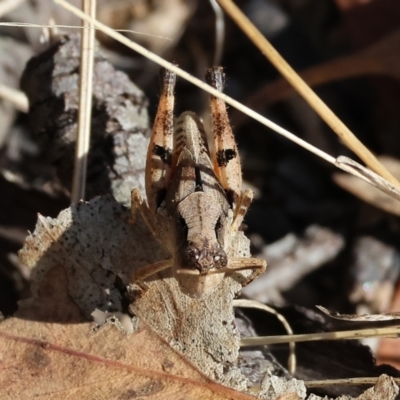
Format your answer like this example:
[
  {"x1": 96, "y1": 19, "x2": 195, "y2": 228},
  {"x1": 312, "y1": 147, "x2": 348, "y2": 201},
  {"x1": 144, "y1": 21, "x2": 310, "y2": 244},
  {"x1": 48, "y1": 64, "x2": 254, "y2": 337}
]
[
  {"x1": 71, "y1": 0, "x2": 96, "y2": 203},
  {"x1": 216, "y1": 0, "x2": 400, "y2": 188}
]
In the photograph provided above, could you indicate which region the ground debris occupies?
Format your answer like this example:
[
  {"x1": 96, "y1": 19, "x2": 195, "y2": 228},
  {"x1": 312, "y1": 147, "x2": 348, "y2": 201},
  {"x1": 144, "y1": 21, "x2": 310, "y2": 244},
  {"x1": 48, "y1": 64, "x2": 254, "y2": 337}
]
[
  {"x1": 17, "y1": 195, "x2": 254, "y2": 391},
  {"x1": 20, "y1": 34, "x2": 149, "y2": 205}
]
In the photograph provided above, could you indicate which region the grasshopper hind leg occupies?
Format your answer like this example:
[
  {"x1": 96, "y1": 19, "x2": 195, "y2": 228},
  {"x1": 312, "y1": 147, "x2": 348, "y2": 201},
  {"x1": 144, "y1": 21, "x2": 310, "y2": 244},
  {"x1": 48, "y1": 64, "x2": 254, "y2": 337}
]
[
  {"x1": 206, "y1": 67, "x2": 242, "y2": 208},
  {"x1": 206, "y1": 67, "x2": 253, "y2": 233},
  {"x1": 145, "y1": 68, "x2": 176, "y2": 214},
  {"x1": 206, "y1": 67, "x2": 266, "y2": 283},
  {"x1": 130, "y1": 68, "x2": 177, "y2": 292}
]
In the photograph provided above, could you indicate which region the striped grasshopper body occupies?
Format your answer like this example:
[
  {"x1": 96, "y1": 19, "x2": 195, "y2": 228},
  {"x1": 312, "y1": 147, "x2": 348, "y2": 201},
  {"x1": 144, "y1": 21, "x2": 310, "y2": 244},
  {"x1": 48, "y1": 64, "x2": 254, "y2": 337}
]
[{"x1": 131, "y1": 67, "x2": 266, "y2": 298}]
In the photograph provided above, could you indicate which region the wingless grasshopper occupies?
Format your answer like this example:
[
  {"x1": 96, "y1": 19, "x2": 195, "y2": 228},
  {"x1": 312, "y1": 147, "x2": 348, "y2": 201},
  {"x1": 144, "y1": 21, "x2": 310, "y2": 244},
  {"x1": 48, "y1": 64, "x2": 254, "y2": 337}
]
[{"x1": 131, "y1": 67, "x2": 266, "y2": 298}]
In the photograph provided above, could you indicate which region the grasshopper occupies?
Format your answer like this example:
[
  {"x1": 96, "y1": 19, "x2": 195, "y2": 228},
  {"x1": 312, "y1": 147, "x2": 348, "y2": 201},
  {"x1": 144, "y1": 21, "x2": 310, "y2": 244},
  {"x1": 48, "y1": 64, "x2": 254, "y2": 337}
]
[{"x1": 131, "y1": 67, "x2": 266, "y2": 298}]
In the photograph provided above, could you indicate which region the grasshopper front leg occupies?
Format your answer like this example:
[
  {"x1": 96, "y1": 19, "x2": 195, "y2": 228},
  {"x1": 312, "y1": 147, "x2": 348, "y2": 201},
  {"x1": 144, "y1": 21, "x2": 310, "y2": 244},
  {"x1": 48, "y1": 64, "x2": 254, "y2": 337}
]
[
  {"x1": 225, "y1": 257, "x2": 266, "y2": 287},
  {"x1": 132, "y1": 258, "x2": 173, "y2": 290}
]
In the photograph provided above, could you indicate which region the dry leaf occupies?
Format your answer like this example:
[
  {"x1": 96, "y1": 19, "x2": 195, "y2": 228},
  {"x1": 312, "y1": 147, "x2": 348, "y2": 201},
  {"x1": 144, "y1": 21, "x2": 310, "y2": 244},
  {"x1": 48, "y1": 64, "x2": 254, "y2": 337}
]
[
  {"x1": 19, "y1": 195, "x2": 168, "y2": 320},
  {"x1": 14, "y1": 195, "x2": 260, "y2": 392},
  {"x1": 129, "y1": 227, "x2": 258, "y2": 388},
  {"x1": 0, "y1": 263, "x2": 257, "y2": 400},
  {"x1": 2, "y1": 193, "x2": 259, "y2": 398}
]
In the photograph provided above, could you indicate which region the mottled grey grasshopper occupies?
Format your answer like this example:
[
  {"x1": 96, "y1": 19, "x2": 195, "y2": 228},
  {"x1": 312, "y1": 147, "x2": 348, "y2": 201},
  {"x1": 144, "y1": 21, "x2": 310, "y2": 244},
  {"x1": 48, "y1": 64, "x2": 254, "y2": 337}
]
[{"x1": 131, "y1": 67, "x2": 266, "y2": 298}]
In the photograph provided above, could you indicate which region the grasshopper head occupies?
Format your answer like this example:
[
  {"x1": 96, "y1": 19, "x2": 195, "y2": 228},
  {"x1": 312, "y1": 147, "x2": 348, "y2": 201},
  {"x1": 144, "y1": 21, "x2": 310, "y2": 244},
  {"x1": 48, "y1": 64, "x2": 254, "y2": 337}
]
[
  {"x1": 174, "y1": 240, "x2": 228, "y2": 298},
  {"x1": 182, "y1": 241, "x2": 227, "y2": 273}
]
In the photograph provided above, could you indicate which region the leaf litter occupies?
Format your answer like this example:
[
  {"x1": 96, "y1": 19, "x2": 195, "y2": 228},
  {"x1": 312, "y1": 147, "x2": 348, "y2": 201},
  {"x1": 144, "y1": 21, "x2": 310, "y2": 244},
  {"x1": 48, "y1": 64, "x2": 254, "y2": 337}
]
[
  {"x1": 2, "y1": 195, "x2": 254, "y2": 399},
  {"x1": 0, "y1": 194, "x2": 397, "y2": 399},
  {"x1": 1, "y1": 3, "x2": 400, "y2": 397},
  {"x1": 0, "y1": 267, "x2": 254, "y2": 400},
  {"x1": 2, "y1": 193, "x2": 312, "y2": 399},
  {"x1": 17, "y1": 193, "x2": 254, "y2": 387}
]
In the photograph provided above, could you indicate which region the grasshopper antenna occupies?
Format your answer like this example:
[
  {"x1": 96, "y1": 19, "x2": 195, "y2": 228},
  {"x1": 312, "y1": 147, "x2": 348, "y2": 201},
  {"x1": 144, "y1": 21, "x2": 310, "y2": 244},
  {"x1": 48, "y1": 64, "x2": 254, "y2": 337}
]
[{"x1": 209, "y1": 0, "x2": 225, "y2": 66}]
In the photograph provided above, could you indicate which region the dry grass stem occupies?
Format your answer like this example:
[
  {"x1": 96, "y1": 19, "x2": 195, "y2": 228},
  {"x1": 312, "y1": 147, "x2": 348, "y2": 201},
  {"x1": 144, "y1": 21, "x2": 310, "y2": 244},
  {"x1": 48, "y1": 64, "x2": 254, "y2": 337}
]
[
  {"x1": 305, "y1": 377, "x2": 400, "y2": 387},
  {"x1": 71, "y1": 0, "x2": 96, "y2": 203},
  {"x1": 241, "y1": 325, "x2": 400, "y2": 347},
  {"x1": 216, "y1": 0, "x2": 400, "y2": 188},
  {"x1": 4, "y1": 20, "x2": 397, "y2": 206},
  {"x1": 0, "y1": 22, "x2": 172, "y2": 41},
  {"x1": 0, "y1": 84, "x2": 29, "y2": 112},
  {"x1": 243, "y1": 30, "x2": 400, "y2": 110},
  {"x1": 234, "y1": 299, "x2": 295, "y2": 374},
  {"x1": 52, "y1": 0, "x2": 400, "y2": 210},
  {"x1": 53, "y1": 0, "x2": 336, "y2": 166},
  {"x1": 335, "y1": 157, "x2": 400, "y2": 202}
]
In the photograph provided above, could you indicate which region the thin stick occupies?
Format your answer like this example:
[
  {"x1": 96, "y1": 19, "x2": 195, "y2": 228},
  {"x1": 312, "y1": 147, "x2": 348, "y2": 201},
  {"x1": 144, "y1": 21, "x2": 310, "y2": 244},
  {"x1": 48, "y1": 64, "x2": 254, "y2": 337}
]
[
  {"x1": 0, "y1": 84, "x2": 28, "y2": 112},
  {"x1": 216, "y1": 0, "x2": 400, "y2": 188},
  {"x1": 71, "y1": 0, "x2": 96, "y2": 203},
  {"x1": 240, "y1": 325, "x2": 400, "y2": 347}
]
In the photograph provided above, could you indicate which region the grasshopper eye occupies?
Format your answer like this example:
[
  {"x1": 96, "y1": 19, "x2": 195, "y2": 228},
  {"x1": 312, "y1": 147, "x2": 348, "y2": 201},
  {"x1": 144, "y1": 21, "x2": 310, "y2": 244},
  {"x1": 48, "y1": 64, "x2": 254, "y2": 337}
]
[
  {"x1": 185, "y1": 246, "x2": 200, "y2": 267},
  {"x1": 213, "y1": 249, "x2": 228, "y2": 269},
  {"x1": 181, "y1": 244, "x2": 227, "y2": 273}
]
